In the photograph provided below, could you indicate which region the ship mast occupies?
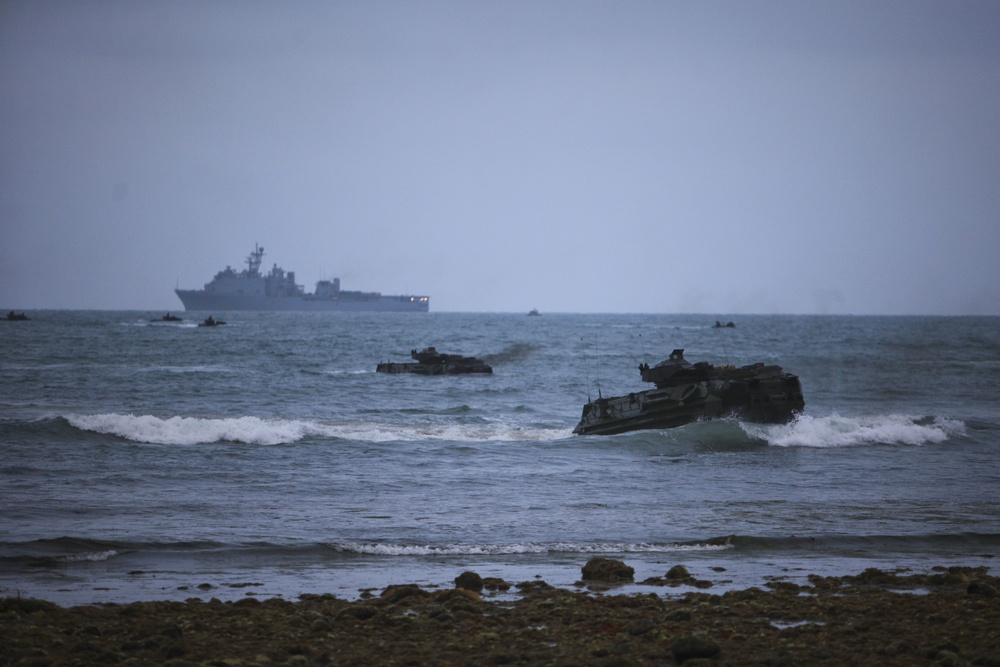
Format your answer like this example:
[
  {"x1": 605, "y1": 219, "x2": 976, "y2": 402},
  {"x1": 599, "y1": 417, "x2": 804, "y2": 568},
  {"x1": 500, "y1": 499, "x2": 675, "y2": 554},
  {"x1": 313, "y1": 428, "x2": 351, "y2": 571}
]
[{"x1": 246, "y1": 244, "x2": 264, "y2": 276}]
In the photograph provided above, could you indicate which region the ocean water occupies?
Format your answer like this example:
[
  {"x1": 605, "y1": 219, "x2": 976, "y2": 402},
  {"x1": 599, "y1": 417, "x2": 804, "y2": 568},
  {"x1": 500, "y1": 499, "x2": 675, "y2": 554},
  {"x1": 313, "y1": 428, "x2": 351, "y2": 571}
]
[{"x1": 1, "y1": 311, "x2": 998, "y2": 605}]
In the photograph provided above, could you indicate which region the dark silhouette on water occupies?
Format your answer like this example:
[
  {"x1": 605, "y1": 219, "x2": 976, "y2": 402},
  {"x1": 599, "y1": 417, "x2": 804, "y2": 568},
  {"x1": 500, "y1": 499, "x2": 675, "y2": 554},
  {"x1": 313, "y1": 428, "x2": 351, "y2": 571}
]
[
  {"x1": 574, "y1": 348, "x2": 804, "y2": 435},
  {"x1": 198, "y1": 315, "x2": 226, "y2": 327},
  {"x1": 376, "y1": 347, "x2": 493, "y2": 375}
]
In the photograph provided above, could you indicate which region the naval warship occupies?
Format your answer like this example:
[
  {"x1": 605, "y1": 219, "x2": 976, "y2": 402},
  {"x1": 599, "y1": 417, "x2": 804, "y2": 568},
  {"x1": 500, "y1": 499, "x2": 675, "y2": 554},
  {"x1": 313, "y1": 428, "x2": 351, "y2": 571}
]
[
  {"x1": 175, "y1": 245, "x2": 429, "y2": 312},
  {"x1": 573, "y1": 349, "x2": 805, "y2": 436}
]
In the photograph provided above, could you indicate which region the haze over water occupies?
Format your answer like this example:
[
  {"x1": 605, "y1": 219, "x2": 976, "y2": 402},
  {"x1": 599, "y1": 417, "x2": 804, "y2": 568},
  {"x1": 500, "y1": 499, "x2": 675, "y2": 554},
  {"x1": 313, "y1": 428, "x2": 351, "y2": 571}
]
[{"x1": 3, "y1": 2, "x2": 999, "y2": 315}]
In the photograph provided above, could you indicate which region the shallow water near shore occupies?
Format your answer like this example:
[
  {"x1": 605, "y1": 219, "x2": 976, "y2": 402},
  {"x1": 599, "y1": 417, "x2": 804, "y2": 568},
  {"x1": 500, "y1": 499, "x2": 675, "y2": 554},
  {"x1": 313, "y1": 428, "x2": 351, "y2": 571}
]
[{"x1": 1, "y1": 312, "x2": 998, "y2": 604}]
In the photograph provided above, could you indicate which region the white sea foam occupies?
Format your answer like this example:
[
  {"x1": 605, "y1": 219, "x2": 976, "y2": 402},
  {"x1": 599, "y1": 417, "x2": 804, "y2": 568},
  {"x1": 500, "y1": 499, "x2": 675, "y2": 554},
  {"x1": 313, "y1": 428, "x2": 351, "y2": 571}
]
[
  {"x1": 56, "y1": 549, "x2": 120, "y2": 563},
  {"x1": 746, "y1": 413, "x2": 966, "y2": 448},
  {"x1": 67, "y1": 413, "x2": 328, "y2": 446},
  {"x1": 327, "y1": 541, "x2": 733, "y2": 556},
  {"x1": 67, "y1": 413, "x2": 573, "y2": 445}
]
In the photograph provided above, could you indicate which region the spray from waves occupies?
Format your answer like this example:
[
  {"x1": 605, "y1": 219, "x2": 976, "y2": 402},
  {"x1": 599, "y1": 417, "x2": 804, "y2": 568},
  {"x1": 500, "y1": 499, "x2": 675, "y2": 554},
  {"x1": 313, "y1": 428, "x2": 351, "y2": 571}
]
[
  {"x1": 66, "y1": 413, "x2": 572, "y2": 445},
  {"x1": 326, "y1": 540, "x2": 733, "y2": 556},
  {"x1": 743, "y1": 413, "x2": 966, "y2": 448},
  {"x1": 55, "y1": 549, "x2": 121, "y2": 563},
  {"x1": 66, "y1": 414, "x2": 332, "y2": 446}
]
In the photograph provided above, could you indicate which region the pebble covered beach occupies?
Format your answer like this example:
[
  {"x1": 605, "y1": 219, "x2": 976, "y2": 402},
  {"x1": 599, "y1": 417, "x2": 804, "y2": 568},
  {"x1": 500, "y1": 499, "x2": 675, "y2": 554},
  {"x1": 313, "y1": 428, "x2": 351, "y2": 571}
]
[{"x1": 4, "y1": 561, "x2": 998, "y2": 667}]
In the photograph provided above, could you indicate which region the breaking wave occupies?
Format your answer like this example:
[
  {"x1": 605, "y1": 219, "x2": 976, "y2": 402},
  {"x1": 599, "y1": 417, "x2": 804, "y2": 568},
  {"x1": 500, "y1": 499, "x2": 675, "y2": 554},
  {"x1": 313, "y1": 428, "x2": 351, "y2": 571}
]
[
  {"x1": 64, "y1": 413, "x2": 571, "y2": 445},
  {"x1": 744, "y1": 413, "x2": 965, "y2": 448},
  {"x1": 326, "y1": 540, "x2": 733, "y2": 556},
  {"x1": 66, "y1": 414, "x2": 329, "y2": 446},
  {"x1": 55, "y1": 549, "x2": 121, "y2": 563}
]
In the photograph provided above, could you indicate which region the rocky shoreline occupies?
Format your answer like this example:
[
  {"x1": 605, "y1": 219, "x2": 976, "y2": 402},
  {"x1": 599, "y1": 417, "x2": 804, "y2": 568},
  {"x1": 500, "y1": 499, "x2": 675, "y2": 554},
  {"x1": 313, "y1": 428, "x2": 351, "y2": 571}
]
[{"x1": 3, "y1": 562, "x2": 998, "y2": 666}]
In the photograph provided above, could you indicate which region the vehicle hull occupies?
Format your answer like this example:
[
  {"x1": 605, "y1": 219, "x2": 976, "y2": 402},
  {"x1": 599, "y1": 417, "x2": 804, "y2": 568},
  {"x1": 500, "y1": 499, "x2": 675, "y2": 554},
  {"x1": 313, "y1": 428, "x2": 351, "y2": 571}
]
[
  {"x1": 573, "y1": 352, "x2": 805, "y2": 436},
  {"x1": 175, "y1": 290, "x2": 429, "y2": 312}
]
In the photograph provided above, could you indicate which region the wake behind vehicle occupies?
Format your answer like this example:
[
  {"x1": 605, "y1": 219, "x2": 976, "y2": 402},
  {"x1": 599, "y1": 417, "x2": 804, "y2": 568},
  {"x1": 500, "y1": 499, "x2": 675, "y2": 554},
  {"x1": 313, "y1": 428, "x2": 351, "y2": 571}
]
[{"x1": 573, "y1": 349, "x2": 804, "y2": 436}]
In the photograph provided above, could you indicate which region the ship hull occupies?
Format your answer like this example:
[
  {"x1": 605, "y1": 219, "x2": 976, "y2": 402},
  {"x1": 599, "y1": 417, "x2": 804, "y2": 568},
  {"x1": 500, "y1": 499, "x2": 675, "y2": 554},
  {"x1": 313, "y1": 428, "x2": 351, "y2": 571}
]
[{"x1": 175, "y1": 290, "x2": 429, "y2": 313}]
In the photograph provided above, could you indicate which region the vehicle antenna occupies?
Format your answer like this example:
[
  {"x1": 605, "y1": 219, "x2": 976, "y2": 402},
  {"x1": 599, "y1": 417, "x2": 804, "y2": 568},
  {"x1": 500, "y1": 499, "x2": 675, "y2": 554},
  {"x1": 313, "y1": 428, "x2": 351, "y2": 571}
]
[
  {"x1": 581, "y1": 336, "x2": 602, "y2": 401},
  {"x1": 595, "y1": 349, "x2": 603, "y2": 399}
]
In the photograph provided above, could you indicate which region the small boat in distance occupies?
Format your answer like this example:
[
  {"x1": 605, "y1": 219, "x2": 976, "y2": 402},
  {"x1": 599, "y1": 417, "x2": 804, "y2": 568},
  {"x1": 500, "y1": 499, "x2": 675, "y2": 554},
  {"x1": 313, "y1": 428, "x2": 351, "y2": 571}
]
[
  {"x1": 376, "y1": 347, "x2": 493, "y2": 375},
  {"x1": 151, "y1": 313, "x2": 183, "y2": 322},
  {"x1": 528, "y1": 309, "x2": 541, "y2": 316},
  {"x1": 5, "y1": 311, "x2": 30, "y2": 321},
  {"x1": 573, "y1": 349, "x2": 804, "y2": 436},
  {"x1": 198, "y1": 316, "x2": 226, "y2": 327}
]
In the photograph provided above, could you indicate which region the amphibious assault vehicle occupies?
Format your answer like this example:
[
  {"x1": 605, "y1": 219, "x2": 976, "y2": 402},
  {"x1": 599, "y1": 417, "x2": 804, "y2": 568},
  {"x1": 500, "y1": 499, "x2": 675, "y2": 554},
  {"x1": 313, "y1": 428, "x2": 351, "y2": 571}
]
[
  {"x1": 573, "y1": 349, "x2": 804, "y2": 435},
  {"x1": 376, "y1": 347, "x2": 493, "y2": 375}
]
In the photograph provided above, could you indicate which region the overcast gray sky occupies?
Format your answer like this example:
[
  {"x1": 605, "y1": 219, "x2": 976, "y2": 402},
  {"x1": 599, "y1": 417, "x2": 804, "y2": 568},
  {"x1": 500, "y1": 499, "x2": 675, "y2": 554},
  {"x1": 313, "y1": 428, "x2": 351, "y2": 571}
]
[{"x1": 2, "y1": 1, "x2": 998, "y2": 314}]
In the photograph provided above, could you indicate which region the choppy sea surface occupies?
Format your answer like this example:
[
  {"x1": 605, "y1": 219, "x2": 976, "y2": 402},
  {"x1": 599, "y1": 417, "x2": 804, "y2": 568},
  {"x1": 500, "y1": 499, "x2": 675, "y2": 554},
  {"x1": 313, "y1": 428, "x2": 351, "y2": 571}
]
[{"x1": 1, "y1": 311, "x2": 998, "y2": 605}]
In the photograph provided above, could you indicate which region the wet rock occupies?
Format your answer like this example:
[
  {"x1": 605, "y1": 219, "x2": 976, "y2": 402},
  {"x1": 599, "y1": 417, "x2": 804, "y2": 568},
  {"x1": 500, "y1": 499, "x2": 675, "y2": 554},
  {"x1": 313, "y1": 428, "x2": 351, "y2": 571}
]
[
  {"x1": 967, "y1": 580, "x2": 997, "y2": 597},
  {"x1": 455, "y1": 571, "x2": 484, "y2": 592},
  {"x1": 233, "y1": 597, "x2": 260, "y2": 607},
  {"x1": 0, "y1": 597, "x2": 58, "y2": 614},
  {"x1": 666, "y1": 565, "x2": 691, "y2": 580},
  {"x1": 853, "y1": 568, "x2": 904, "y2": 585},
  {"x1": 935, "y1": 649, "x2": 963, "y2": 667},
  {"x1": 581, "y1": 557, "x2": 634, "y2": 582},
  {"x1": 665, "y1": 608, "x2": 693, "y2": 622},
  {"x1": 436, "y1": 588, "x2": 482, "y2": 604},
  {"x1": 515, "y1": 580, "x2": 553, "y2": 593},
  {"x1": 671, "y1": 635, "x2": 721, "y2": 662},
  {"x1": 336, "y1": 605, "x2": 376, "y2": 621},
  {"x1": 593, "y1": 657, "x2": 639, "y2": 666},
  {"x1": 626, "y1": 618, "x2": 656, "y2": 636},
  {"x1": 381, "y1": 585, "x2": 429, "y2": 603},
  {"x1": 483, "y1": 577, "x2": 511, "y2": 592}
]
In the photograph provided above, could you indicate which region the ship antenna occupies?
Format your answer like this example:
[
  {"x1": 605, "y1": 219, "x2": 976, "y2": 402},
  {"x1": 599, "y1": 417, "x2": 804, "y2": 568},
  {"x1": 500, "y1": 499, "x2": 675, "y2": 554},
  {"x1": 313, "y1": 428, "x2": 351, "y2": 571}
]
[{"x1": 639, "y1": 333, "x2": 648, "y2": 366}]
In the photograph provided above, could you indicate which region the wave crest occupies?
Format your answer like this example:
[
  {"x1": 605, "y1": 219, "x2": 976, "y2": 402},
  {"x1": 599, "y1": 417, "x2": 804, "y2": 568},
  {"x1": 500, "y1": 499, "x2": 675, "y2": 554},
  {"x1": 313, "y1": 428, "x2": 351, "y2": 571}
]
[
  {"x1": 56, "y1": 549, "x2": 121, "y2": 563},
  {"x1": 66, "y1": 413, "x2": 321, "y2": 446},
  {"x1": 65, "y1": 413, "x2": 572, "y2": 445},
  {"x1": 745, "y1": 414, "x2": 965, "y2": 448},
  {"x1": 326, "y1": 540, "x2": 733, "y2": 556}
]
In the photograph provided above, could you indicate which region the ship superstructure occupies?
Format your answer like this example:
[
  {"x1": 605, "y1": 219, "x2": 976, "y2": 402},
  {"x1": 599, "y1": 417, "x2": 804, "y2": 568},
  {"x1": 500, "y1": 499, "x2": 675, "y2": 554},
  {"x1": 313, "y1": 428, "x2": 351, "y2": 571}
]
[{"x1": 175, "y1": 245, "x2": 429, "y2": 312}]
